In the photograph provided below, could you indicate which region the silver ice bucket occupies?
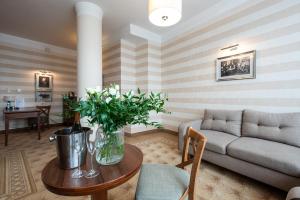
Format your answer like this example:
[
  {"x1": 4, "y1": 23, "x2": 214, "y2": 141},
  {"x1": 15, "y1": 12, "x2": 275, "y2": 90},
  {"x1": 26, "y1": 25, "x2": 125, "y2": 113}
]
[{"x1": 49, "y1": 128, "x2": 88, "y2": 169}]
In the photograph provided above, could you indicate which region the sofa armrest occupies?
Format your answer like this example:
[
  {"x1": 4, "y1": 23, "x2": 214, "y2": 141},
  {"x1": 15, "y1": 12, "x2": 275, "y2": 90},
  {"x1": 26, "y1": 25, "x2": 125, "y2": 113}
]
[
  {"x1": 287, "y1": 187, "x2": 300, "y2": 200},
  {"x1": 178, "y1": 120, "x2": 202, "y2": 152}
]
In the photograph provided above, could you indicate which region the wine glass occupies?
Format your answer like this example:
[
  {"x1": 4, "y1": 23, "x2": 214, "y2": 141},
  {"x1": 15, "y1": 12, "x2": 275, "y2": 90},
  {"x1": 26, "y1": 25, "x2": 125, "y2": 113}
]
[
  {"x1": 85, "y1": 129, "x2": 99, "y2": 178},
  {"x1": 95, "y1": 128, "x2": 105, "y2": 163},
  {"x1": 72, "y1": 131, "x2": 86, "y2": 178}
]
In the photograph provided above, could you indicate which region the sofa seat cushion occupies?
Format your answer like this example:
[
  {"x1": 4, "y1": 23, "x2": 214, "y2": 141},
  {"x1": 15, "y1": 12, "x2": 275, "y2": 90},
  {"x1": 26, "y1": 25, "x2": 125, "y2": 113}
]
[
  {"x1": 227, "y1": 137, "x2": 300, "y2": 177},
  {"x1": 200, "y1": 130, "x2": 238, "y2": 154},
  {"x1": 201, "y1": 109, "x2": 243, "y2": 136},
  {"x1": 135, "y1": 164, "x2": 189, "y2": 200}
]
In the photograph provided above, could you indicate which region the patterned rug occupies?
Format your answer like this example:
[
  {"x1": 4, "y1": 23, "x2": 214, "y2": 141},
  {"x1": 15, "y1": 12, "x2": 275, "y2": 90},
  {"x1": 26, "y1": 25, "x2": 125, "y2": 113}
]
[
  {"x1": 0, "y1": 127, "x2": 286, "y2": 200},
  {"x1": 0, "y1": 151, "x2": 37, "y2": 200}
]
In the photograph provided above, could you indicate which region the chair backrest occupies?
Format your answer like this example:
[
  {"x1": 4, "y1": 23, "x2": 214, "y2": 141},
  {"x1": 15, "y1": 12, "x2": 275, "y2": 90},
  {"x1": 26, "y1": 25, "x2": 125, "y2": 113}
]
[
  {"x1": 36, "y1": 105, "x2": 51, "y2": 117},
  {"x1": 178, "y1": 127, "x2": 207, "y2": 200}
]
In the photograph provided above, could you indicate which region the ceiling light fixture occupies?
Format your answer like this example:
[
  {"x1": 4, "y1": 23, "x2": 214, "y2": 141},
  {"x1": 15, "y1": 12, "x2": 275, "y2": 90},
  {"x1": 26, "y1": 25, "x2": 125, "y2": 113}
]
[{"x1": 148, "y1": 0, "x2": 182, "y2": 27}]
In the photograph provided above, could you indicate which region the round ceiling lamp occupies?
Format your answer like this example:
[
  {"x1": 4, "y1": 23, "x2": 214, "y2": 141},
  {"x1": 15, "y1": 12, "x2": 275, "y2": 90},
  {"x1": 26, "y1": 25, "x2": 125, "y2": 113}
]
[{"x1": 148, "y1": 0, "x2": 182, "y2": 27}]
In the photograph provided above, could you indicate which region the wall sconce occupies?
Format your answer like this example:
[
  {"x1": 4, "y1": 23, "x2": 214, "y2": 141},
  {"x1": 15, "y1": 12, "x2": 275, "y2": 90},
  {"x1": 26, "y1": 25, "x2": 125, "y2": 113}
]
[
  {"x1": 38, "y1": 70, "x2": 52, "y2": 75},
  {"x1": 221, "y1": 44, "x2": 239, "y2": 51}
]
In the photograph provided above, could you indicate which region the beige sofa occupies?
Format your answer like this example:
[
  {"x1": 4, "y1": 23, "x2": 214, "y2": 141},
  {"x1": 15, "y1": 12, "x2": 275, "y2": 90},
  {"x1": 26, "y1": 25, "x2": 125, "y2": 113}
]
[{"x1": 178, "y1": 109, "x2": 300, "y2": 192}]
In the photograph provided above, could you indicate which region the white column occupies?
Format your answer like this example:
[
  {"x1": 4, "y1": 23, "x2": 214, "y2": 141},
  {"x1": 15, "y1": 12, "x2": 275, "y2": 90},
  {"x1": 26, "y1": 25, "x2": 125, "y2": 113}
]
[{"x1": 75, "y1": 1, "x2": 103, "y2": 98}]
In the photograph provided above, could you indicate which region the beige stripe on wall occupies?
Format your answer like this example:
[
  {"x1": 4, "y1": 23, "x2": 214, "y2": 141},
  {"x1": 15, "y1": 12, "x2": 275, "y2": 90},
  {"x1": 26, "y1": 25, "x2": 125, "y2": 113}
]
[
  {"x1": 162, "y1": 0, "x2": 283, "y2": 50},
  {"x1": 1, "y1": 1, "x2": 298, "y2": 135},
  {"x1": 100, "y1": 1, "x2": 300, "y2": 133},
  {"x1": 0, "y1": 39, "x2": 76, "y2": 131},
  {"x1": 103, "y1": 42, "x2": 121, "y2": 87},
  {"x1": 161, "y1": 1, "x2": 300, "y2": 131}
]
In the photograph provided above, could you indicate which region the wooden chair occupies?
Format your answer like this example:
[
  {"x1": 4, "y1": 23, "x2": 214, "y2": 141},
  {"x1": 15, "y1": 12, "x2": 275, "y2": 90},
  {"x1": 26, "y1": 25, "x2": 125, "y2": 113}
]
[
  {"x1": 28, "y1": 105, "x2": 51, "y2": 130},
  {"x1": 135, "y1": 127, "x2": 207, "y2": 200}
]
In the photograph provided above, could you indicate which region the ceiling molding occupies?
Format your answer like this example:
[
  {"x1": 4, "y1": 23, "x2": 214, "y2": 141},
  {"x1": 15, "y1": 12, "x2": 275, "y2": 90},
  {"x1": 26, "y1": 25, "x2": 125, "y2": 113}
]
[
  {"x1": 0, "y1": 0, "x2": 266, "y2": 50},
  {"x1": 103, "y1": 0, "x2": 257, "y2": 46},
  {"x1": 0, "y1": 33, "x2": 76, "y2": 57},
  {"x1": 129, "y1": 24, "x2": 161, "y2": 44},
  {"x1": 103, "y1": 23, "x2": 162, "y2": 48}
]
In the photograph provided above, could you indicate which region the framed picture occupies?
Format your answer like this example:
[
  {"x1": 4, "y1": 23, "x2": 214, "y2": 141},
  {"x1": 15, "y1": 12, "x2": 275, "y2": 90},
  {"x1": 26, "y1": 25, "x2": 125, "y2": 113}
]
[
  {"x1": 35, "y1": 73, "x2": 53, "y2": 91},
  {"x1": 216, "y1": 50, "x2": 256, "y2": 81},
  {"x1": 35, "y1": 91, "x2": 52, "y2": 102}
]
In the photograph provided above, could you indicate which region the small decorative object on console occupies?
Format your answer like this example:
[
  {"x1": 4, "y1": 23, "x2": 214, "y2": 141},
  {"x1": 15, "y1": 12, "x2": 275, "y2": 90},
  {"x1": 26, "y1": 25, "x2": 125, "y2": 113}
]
[{"x1": 3, "y1": 96, "x2": 16, "y2": 110}]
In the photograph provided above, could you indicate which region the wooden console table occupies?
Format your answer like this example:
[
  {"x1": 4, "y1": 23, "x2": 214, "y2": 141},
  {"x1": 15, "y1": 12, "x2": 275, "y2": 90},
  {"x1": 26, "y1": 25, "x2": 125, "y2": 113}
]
[
  {"x1": 42, "y1": 144, "x2": 143, "y2": 200},
  {"x1": 3, "y1": 107, "x2": 40, "y2": 146}
]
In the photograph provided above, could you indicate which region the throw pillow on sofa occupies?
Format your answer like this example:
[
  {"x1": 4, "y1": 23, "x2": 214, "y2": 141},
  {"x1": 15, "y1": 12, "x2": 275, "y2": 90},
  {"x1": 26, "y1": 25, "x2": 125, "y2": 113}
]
[
  {"x1": 201, "y1": 109, "x2": 243, "y2": 136},
  {"x1": 242, "y1": 110, "x2": 300, "y2": 147}
]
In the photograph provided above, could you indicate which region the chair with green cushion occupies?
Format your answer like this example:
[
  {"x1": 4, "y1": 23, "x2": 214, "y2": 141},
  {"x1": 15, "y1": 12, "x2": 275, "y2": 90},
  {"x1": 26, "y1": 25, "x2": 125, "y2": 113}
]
[
  {"x1": 286, "y1": 187, "x2": 300, "y2": 200},
  {"x1": 135, "y1": 127, "x2": 207, "y2": 200}
]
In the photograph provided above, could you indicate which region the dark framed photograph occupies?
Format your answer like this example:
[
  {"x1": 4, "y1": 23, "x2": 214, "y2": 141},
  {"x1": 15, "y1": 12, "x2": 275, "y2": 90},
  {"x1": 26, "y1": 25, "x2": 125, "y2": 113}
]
[
  {"x1": 35, "y1": 91, "x2": 52, "y2": 102},
  {"x1": 216, "y1": 50, "x2": 256, "y2": 81},
  {"x1": 35, "y1": 73, "x2": 53, "y2": 91}
]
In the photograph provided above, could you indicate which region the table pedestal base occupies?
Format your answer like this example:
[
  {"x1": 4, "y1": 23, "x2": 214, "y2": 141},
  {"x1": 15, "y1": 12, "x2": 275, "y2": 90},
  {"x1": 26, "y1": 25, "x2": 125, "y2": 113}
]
[{"x1": 91, "y1": 190, "x2": 108, "y2": 200}]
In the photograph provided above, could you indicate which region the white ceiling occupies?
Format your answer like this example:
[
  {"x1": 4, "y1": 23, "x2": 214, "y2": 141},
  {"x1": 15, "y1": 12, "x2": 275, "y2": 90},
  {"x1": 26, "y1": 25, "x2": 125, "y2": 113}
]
[{"x1": 0, "y1": 0, "x2": 237, "y2": 49}]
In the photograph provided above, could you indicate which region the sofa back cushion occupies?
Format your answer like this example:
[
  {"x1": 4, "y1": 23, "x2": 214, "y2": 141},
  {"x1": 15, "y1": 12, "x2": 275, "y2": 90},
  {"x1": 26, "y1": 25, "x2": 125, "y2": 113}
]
[
  {"x1": 201, "y1": 109, "x2": 243, "y2": 136},
  {"x1": 242, "y1": 110, "x2": 300, "y2": 147}
]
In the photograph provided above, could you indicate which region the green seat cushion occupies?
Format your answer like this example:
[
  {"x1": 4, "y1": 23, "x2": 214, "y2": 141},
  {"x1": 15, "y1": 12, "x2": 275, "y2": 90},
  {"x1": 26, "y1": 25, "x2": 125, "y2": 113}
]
[{"x1": 135, "y1": 164, "x2": 189, "y2": 200}]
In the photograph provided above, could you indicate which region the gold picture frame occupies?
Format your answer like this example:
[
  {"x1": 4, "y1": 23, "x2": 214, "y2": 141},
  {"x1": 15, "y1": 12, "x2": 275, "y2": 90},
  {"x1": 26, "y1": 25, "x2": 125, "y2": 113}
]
[{"x1": 35, "y1": 73, "x2": 53, "y2": 91}]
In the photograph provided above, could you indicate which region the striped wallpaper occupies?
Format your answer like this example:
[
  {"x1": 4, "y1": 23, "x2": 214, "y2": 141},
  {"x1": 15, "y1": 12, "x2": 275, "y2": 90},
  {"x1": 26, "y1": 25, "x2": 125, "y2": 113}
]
[
  {"x1": 121, "y1": 40, "x2": 137, "y2": 93},
  {"x1": 103, "y1": 0, "x2": 300, "y2": 133},
  {"x1": 103, "y1": 39, "x2": 162, "y2": 133},
  {"x1": 103, "y1": 42, "x2": 121, "y2": 87},
  {"x1": 161, "y1": 0, "x2": 300, "y2": 131},
  {"x1": 1, "y1": 0, "x2": 299, "y2": 134},
  {"x1": 133, "y1": 42, "x2": 162, "y2": 133},
  {"x1": 0, "y1": 33, "x2": 76, "y2": 131}
]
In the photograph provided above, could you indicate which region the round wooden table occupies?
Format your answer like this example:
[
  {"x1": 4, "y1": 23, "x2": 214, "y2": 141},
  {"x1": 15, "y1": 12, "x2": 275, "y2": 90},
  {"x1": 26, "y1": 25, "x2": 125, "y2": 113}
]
[{"x1": 41, "y1": 144, "x2": 143, "y2": 200}]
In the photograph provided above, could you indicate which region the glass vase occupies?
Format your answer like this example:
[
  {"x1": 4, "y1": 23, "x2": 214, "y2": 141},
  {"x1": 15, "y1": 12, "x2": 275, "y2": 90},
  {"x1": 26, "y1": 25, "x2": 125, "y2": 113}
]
[{"x1": 96, "y1": 127, "x2": 125, "y2": 165}]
